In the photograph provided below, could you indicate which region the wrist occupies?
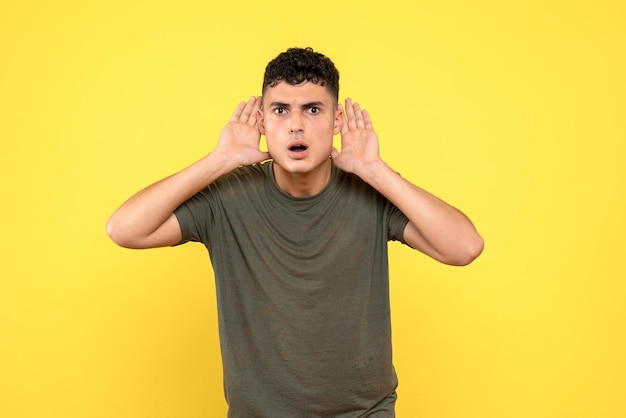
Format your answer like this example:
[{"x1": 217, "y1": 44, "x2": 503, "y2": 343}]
[
  {"x1": 196, "y1": 150, "x2": 238, "y2": 180},
  {"x1": 356, "y1": 158, "x2": 390, "y2": 186}
]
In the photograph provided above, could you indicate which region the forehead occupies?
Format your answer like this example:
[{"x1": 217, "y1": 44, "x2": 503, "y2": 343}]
[{"x1": 262, "y1": 81, "x2": 334, "y2": 106}]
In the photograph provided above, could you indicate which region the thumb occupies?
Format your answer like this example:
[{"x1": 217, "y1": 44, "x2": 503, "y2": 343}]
[{"x1": 330, "y1": 147, "x2": 340, "y2": 160}]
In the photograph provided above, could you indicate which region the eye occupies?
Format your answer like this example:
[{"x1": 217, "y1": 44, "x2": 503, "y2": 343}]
[
  {"x1": 273, "y1": 107, "x2": 287, "y2": 115},
  {"x1": 308, "y1": 107, "x2": 320, "y2": 114}
]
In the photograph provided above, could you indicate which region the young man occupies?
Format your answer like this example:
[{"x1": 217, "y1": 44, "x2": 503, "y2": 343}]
[{"x1": 107, "y1": 47, "x2": 483, "y2": 417}]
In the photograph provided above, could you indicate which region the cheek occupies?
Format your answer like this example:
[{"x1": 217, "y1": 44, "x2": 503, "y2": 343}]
[
  {"x1": 264, "y1": 136, "x2": 282, "y2": 156},
  {"x1": 261, "y1": 118, "x2": 282, "y2": 136},
  {"x1": 263, "y1": 123, "x2": 281, "y2": 141}
]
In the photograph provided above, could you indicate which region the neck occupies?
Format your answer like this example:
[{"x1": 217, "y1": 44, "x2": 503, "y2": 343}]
[{"x1": 272, "y1": 159, "x2": 332, "y2": 197}]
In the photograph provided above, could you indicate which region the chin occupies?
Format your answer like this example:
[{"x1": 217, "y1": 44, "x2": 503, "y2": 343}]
[{"x1": 273, "y1": 155, "x2": 331, "y2": 175}]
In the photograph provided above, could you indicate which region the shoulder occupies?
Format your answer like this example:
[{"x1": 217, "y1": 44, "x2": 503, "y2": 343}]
[
  {"x1": 225, "y1": 161, "x2": 270, "y2": 179},
  {"x1": 212, "y1": 161, "x2": 272, "y2": 190},
  {"x1": 331, "y1": 165, "x2": 379, "y2": 197}
]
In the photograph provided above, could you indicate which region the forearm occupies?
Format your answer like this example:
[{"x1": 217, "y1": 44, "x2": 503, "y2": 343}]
[
  {"x1": 362, "y1": 160, "x2": 484, "y2": 265},
  {"x1": 336, "y1": 98, "x2": 482, "y2": 265},
  {"x1": 106, "y1": 150, "x2": 235, "y2": 248}
]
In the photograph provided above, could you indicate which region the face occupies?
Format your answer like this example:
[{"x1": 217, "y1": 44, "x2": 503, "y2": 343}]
[{"x1": 257, "y1": 81, "x2": 343, "y2": 177}]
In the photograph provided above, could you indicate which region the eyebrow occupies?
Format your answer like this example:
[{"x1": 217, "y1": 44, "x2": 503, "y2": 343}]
[{"x1": 269, "y1": 101, "x2": 326, "y2": 109}]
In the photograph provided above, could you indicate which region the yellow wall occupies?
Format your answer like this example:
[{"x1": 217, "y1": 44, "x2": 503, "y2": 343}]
[{"x1": 2, "y1": 1, "x2": 625, "y2": 417}]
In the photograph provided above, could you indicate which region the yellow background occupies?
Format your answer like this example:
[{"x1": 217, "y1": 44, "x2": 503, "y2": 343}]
[{"x1": 2, "y1": 1, "x2": 625, "y2": 417}]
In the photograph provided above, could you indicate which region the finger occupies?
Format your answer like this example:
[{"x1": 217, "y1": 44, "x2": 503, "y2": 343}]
[
  {"x1": 362, "y1": 109, "x2": 374, "y2": 130},
  {"x1": 230, "y1": 101, "x2": 247, "y2": 122},
  {"x1": 345, "y1": 98, "x2": 357, "y2": 130},
  {"x1": 249, "y1": 96, "x2": 261, "y2": 125},
  {"x1": 353, "y1": 102, "x2": 365, "y2": 129},
  {"x1": 340, "y1": 107, "x2": 350, "y2": 137},
  {"x1": 239, "y1": 96, "x2": 257, "y2": 123}
]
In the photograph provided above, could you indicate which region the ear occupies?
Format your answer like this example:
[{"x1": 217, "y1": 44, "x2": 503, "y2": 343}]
[
  {"x1": 333, "y1": 104, "x2": 344, "y2": 135},
  {"x1": 256, "y1": 107, "x2": 266, "y2": 135}
]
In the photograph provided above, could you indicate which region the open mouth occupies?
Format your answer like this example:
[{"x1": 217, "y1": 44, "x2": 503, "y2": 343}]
[
  {"x1": 287, "y1": 140, "x2": 309, "y2": 157},
  {"x1": 289, "y1": 144, "x2": 308, "y2": 152}
]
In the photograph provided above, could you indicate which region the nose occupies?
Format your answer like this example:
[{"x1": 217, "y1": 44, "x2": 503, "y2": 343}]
[{"x1": 289, "y1": 112, "x2": 304, "y2": 134}]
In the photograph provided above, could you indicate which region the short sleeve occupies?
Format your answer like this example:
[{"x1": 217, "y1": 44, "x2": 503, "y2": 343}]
[
  {"x1": 173, "y1": 203, "x2": 200, "y2": 244},
  {"x1": 387, "y1": 203, "x2": 410, "y2": 244},
  {"x1": 172, "y1": 186, "x2": 218, "y2": 246}
]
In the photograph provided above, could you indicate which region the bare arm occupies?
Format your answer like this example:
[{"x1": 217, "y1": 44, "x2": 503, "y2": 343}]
[
  {"x1": 331, "y1": 99, "x2": 484, "y2": 266},
  {"x1": 106, "y1": 97, "x2": 269, "y2": 249}
]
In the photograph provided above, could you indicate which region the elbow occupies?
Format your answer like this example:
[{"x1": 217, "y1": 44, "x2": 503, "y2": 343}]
[
  {"x1": 105, "y1": 217, "x2": 134, "y2": 248},
  {"x1": 443, "y1": 233, "x2": 484, "y2": 266},
  {"x1": 453, "y1": 233, "x2": 484, "y2": 266}
]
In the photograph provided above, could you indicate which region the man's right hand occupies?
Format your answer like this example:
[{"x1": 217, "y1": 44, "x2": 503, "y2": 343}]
[
  {"x1": 215, "y1": 96, "x2": 270, "y2": 167},
  {"x1": 107, "y1": 97, "x2": 272, "y2": 249}
]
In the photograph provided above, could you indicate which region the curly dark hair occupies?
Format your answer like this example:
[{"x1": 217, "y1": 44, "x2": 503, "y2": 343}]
[{"x1": 262, "y1": 47, "x2": 339, "y2": 102}]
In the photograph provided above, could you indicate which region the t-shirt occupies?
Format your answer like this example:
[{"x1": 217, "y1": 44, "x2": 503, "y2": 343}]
[{"x1": 174, "y1": 161, "x2": 410, "y2": 417}]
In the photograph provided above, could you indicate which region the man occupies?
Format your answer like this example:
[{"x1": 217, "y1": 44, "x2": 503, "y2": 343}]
[{"x1": 107, "y1": 47, "x2": 483, "y2": 417}]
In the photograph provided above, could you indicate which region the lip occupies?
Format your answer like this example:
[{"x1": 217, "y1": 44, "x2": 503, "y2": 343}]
[{"x1": 287, "y1": 140, "x2": 309, "y2": 159}]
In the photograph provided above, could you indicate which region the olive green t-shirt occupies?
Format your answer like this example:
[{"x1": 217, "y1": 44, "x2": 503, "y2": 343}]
[{"x1": 174, "y1": 161, "x2": 409, "y2": 417}]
